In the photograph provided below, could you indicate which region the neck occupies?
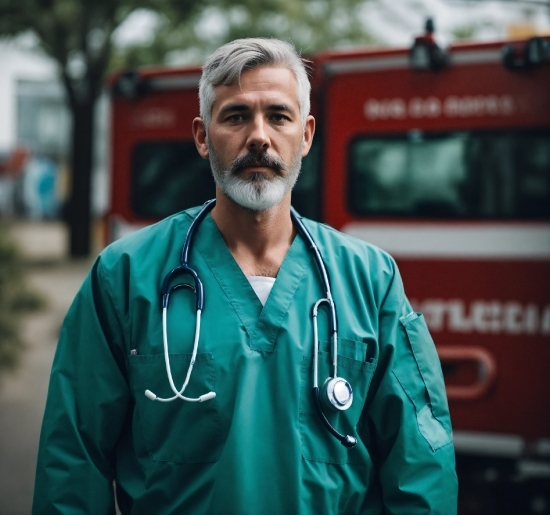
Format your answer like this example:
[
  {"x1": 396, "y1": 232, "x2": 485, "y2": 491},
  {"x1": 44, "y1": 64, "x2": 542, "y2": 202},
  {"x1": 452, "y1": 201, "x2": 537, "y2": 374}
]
[{"x1": 211, "y1": 189, "x2": 296, "y2": 277}]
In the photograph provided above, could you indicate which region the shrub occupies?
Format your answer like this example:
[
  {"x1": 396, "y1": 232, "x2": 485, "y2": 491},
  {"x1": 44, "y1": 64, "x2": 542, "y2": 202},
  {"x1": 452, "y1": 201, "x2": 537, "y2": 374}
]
[{"x1": 0, "y1": 225, "x2": 45, "y2": 373}]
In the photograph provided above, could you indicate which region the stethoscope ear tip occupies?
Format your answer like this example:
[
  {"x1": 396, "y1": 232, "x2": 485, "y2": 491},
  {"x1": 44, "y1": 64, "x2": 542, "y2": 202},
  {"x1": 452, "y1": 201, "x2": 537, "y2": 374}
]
[
  {"x1": 199, "y1": 392, "x2": 216, "y2": 402},
  {"x1": 145, "y1": 390, "x2": 157, "y2": 401}
]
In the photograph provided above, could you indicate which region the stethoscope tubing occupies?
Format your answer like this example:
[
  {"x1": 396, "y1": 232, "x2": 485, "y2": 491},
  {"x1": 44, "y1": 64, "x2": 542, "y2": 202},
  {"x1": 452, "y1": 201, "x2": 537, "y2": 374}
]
[
  {"x1": 148, "y1": 200, "x2": 356, "y2": 447},
  {"x1": 162, "y1": 307, "x2": 202, "y2": 401},
  {"x1": 312, "y1": 298, "x2": 338, "y2": 385},
  {"x1": 290, "y1": 208, "x2": 338, "y2": 336},
  {"x1": 146, "y1": 200, "x2": 218, "y2": 403},
  {"x1": 181, "y1": 199, "x2": 216, "y2": 267},
  {"x1": 293, "y1": 210, "x2": 339, "y2": 380},
  {"x1": 160, "y1": 198, "x2": 215, "y2": 312},
  {"x1": 145, "y1": 309, "x2": 208, "y2": 402},
  {"x1": 312, "y1": 388, "x2": 357, "y2": 448}
]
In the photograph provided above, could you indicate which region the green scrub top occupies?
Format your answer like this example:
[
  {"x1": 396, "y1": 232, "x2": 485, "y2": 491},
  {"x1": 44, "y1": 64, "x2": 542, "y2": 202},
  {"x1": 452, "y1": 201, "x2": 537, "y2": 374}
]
[{"x1": 33, "y1": 206, "x2": 457, "y2": 515}]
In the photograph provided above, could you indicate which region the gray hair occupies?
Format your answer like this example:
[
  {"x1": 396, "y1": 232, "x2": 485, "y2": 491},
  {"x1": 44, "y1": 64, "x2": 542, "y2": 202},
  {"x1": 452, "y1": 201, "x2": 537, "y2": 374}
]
[{"x1": 199, "y1": 38, "x2": 311, "y2": 130}]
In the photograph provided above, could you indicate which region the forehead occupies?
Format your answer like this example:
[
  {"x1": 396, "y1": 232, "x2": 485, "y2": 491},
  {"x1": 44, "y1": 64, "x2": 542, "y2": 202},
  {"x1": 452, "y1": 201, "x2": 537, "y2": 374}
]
[{"x1": 212, "y1": 66, "x2": 299, "y2": 112}]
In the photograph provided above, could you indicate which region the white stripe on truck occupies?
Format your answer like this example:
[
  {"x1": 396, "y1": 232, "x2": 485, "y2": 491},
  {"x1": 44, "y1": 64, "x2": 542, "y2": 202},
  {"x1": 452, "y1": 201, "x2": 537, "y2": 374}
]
[
  {"x1": 323, "y1": 48, "x2": 502, "y2": 75},
  {"x1": 342, "y1": 223, "x2": 550, "y2": 259}
]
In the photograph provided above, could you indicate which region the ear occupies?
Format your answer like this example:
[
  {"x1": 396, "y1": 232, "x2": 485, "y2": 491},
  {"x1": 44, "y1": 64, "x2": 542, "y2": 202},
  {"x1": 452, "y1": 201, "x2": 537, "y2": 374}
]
[
  {"x1": 301, "y1": 115, "x2": 316, "y2": 157},
  {"x1": 192, "y1": 117, "x2": 210, "y2": 159}
]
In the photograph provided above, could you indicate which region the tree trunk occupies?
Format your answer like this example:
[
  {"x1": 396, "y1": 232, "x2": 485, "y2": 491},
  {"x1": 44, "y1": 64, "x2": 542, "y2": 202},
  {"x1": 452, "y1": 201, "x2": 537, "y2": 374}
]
[{"x1": 68, "y1": 98, "x2": 95, "y2": 257}]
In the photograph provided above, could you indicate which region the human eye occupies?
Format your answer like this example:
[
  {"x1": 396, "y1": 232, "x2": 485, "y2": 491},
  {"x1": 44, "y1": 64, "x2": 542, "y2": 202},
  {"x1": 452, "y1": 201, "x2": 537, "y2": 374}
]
[
  {"x1": 270, "y1": 113, "x2": 290, "y2": 123},
  {"x1": 226, "y1": 113, "x2": 245, "y2": 122}
]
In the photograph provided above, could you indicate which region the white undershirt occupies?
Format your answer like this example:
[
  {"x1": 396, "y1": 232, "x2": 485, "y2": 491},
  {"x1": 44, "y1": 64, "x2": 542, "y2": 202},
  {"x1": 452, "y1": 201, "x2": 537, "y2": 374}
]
[{"x1": 246, "y1": 276, "x2": 275, "y2": 306}]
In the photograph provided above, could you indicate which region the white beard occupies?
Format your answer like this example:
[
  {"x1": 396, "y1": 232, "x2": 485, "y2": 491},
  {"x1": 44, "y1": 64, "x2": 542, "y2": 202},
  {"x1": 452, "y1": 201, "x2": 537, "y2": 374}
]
[{"x1": 208, "y1": 141, "x2": 303, "y2": 212}]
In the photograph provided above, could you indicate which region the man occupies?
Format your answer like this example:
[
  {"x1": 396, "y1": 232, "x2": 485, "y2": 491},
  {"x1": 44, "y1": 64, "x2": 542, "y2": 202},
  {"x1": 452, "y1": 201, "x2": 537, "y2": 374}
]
[{"x1": 33, "y1": 38, "x2": 457, "y2": 514}]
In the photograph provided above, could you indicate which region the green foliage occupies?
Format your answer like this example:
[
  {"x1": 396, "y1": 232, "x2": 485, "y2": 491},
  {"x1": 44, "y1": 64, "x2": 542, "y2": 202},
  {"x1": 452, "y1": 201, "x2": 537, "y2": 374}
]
[
  {"x1": 1, "y1": 0, "x2": 376, "y2": 96},
  {"x1": 110, "y1": 0, "x2": 376, "y2": 71},
  {"x1": 212, "y1": 0, "x2": 375, "y2": 52},
  {"x1": 0, "y1": 0, "x2": 207, "y2": 108},
  {"x1": 452, "y1": 24, "x2": 478, "y2": 41},
  {"x1": 0, "y1": 0, "x2": 210, "y2": 256},
  {"x1": 0, "y1": 226, "x2": 45, "y2": 374}
]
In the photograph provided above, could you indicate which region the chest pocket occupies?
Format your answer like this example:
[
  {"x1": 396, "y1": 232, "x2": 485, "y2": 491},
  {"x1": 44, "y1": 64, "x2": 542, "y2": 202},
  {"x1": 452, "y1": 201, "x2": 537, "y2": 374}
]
[
  {"x1": 299, "y1": 338, "x2": 377, "y2": 465},
  {"x1": 129, "y1": 352, "x2": 223, "y2": 464}
]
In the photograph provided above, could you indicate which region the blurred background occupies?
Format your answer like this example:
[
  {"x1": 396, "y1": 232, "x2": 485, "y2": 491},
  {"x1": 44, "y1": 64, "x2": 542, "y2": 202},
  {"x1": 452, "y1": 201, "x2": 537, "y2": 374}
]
[{"x1": 0, "y1": 0, "x2": 549, "y2": 514}]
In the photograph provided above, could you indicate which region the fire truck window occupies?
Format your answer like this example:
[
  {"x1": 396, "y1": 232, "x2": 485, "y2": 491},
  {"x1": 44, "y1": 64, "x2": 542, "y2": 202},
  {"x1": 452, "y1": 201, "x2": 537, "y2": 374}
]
[
  {"x1": 131, "y1": 141, "x2": 215, "y2": 219},
  {"x1": 348, "y1": 131, "x2": 550, "y2": 219},
  {"x1": 292, "y1": 138, "x2": 321, "y2": 221}
]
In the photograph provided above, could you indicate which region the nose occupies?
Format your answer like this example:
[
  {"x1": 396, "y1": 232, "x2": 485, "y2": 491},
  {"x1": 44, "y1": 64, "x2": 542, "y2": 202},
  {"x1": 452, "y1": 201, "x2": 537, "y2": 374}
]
[{"x1": 246, "y1": 115, "x2": 270, "y2": 153}]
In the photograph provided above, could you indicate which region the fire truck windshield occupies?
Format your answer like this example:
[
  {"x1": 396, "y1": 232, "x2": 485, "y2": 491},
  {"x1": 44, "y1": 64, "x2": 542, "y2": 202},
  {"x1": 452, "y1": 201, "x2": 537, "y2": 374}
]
[
  {"x1": 130, "y1": 139, "x2": 321, "y2": 220},
  {"x1": 348, "y1": 130, "x2": 550, "y2": 220}
]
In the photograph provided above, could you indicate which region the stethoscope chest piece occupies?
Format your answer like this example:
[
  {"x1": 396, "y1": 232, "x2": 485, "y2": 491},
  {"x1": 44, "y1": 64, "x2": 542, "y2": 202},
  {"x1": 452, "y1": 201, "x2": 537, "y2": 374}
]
[{"x1": 322, "y1": 377, "x2": 353, "y2": 411}]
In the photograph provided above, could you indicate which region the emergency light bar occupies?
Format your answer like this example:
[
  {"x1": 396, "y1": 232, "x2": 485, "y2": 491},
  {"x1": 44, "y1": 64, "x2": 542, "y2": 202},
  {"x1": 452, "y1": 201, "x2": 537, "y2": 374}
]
[
  {"x1": 112, "y1": 69, "x2": 147, "y2": 98},
  {"x1": 503, "y1": 36, "x2": 550, "y2": 70},
  {"x1": 409, "y1": 18, "x2": 448, "y2": 71}
]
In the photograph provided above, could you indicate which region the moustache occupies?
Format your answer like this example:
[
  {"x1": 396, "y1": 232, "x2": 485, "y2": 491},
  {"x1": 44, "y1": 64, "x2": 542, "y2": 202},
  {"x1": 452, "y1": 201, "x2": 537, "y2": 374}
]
[{"x1": 227, "y1": 150, "x2": 287, "y2": 176}]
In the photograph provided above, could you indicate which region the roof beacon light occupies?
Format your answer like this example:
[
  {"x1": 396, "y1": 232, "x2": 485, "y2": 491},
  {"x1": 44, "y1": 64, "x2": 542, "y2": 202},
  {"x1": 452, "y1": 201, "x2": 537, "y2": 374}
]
[
  {"x1": 410, "y1": 18, "x2": 447, "y2": 71},
  {"x1": 112, "y1": 70, "x2": 148, "y2": 99},
  {"x1": 503, "y1": 37, "x2": 550, "y2": 70}
]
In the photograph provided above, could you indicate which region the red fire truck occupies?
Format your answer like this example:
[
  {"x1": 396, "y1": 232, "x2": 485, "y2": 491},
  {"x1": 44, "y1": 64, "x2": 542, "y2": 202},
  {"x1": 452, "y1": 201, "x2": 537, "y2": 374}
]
[{"x1": 108, "y1": 26, "x2": 550, "y2": 515}]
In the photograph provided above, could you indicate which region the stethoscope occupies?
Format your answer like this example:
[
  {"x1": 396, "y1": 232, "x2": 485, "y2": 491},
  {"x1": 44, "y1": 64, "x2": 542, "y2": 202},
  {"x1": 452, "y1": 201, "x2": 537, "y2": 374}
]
[{"x1": 144, "y1": 199, "x2": 357, "y2": 448}]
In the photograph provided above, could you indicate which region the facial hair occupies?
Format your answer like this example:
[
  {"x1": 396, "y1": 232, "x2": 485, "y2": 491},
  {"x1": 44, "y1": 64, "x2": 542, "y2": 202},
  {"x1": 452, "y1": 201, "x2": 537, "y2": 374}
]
[{"x1": 207, "y1": 140, "x2": 303, "y2": 212}]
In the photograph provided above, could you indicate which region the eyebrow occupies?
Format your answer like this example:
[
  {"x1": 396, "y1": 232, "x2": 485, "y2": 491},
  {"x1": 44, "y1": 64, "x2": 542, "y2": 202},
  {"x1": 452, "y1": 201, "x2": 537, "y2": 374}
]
[
  {"x1": 219, "y1": 104, "x2": 250, "y2": 116},
  {"x1": 267, "y1": 104, "x2": 294, "y2": 114},
  {"x1": 218, "y1": 103, "x2": 297, "y2": 116},
  {"x1": 267, "y1": 104, "x2": 298, "y2": 118}
]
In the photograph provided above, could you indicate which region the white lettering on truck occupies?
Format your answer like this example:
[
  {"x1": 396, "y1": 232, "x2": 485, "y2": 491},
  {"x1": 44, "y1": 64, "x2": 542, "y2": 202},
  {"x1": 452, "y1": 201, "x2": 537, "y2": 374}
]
[
  {"x1": 365, "y1": 95, "x2": 515, "y2": 121},
  {"x1": 131, "y1": 108, "x2": 177, "y2": 129},
  {"x1": 410, "y1": 299, "x2": 550, "y2": 335}
]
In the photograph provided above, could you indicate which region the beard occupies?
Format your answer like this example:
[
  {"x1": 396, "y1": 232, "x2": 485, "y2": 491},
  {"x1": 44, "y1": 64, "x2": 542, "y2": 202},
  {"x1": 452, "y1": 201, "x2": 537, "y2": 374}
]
[{"x1": 207, "y1": 140, "x2": 303, "y2": 212}]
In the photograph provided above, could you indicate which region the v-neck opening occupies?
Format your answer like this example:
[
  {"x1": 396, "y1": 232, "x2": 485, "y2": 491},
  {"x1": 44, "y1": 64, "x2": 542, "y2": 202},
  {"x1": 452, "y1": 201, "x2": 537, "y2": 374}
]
[{"x1": 193, "y1": 213, "x2": 312, "y2": 353}]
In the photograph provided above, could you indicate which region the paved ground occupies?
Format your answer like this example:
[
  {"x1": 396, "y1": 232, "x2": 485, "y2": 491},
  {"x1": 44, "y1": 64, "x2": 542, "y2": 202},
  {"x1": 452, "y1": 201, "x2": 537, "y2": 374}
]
[{"x1": 0, "y1": 221, "x2": 94, "y2": 515}]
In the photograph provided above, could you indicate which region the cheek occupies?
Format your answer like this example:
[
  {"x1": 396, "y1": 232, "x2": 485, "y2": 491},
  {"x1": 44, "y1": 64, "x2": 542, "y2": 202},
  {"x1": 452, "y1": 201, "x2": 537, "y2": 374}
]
[
  {"x1": 210, "y1": 132, "x2": 242, "y2": 156},
  {"x1": 278, "y1": 134, "x2": 304, "y2": 160}
]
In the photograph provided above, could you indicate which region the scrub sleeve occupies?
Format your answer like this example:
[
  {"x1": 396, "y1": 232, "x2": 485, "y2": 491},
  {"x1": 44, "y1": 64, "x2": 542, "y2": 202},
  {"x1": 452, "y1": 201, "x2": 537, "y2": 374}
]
[
  {"x1": 33, "y1": 258, "x2": 131, "y2": 514},
  {"x1": 361, "y1": 260, "x2": 457, "y2": 515}
]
